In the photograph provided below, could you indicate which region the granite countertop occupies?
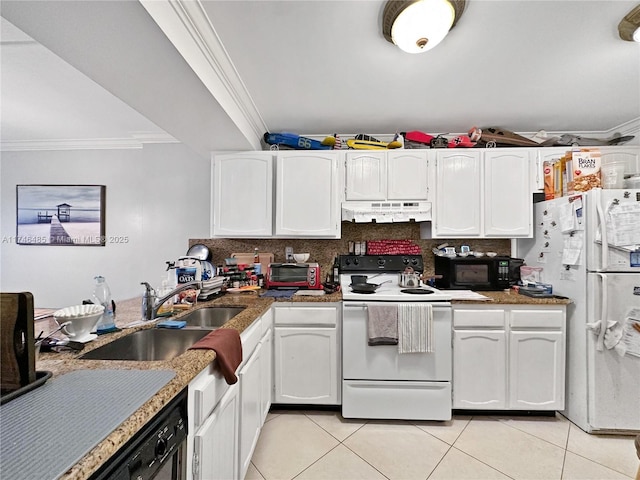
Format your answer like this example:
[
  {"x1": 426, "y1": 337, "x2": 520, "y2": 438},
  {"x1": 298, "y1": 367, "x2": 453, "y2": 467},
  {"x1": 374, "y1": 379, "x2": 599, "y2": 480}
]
[
  {"x1": 34, "y1": 287, "x2": 563, "y2": 479},
  {"x1": 35, "y1": 289, "x2": 342, "y2": 480},
  {"x1": 452, "y1": 290, "x2": 573, "y2": 305}
]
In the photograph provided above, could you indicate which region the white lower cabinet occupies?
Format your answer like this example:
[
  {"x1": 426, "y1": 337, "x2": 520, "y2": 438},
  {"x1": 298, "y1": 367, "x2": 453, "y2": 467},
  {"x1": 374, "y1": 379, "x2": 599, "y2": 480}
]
[
  {"x1": 238, "y1": 340, "x2": 263, "y2": 480},
  {"x1": 193, "y1": 383, "x2": 239, "y2": 480},
  {"x1": 453, "y1": 329, "x2": 507, "y2": 409},
  {"x1": 187, "y1": 309, "x2": 272, "y2": 480},
  {"x1": 273, "y1": 303, "x2": 341, "y2": 405},
  {"x1": 453, "y1": 305, "x2": 566, "y2": 410}
]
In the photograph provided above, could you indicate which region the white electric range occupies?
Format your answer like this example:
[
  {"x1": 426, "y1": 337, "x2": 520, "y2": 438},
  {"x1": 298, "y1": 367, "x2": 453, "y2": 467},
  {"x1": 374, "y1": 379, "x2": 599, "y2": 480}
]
[{"x1": 338, "y1": 255, "x2": 452, "y2": 421}]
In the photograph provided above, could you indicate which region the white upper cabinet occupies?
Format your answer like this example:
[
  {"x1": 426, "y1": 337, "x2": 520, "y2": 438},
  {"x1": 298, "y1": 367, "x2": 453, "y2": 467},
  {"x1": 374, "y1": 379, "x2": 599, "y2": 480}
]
[
  {"x1": 275, "y1": 151, "x2": 342, "y2": 238},
  {"x1": 434, "y1": 150, "x2": 482, "y2": 237},
  {"x1": 599, "y1": 147, "x2": 640, "y2": 174},
  {"x1": 387, "y1": 150, "x2": 432, "y2": 200},
  {"x1": 533, "y1": 146, "x2": 640, "y2": 193},
  {"x1": 483, "y1": 149, "x2": 532, "y2": 237},
  {"x1": 345, "y1": 151, "x2": 386, "y2": 200},
  {"x1": 534, "y1": 147, "x2": 567, "y2": 192},
  {"x1": 433, "y1": 149, "x2": 531, "y2": 238},
  {"x1": 212, "y1": 153, "x2": 273, "y2": 237},
  {"x1": 345, "y1": 150, "x2": 432, "y2": 201}
]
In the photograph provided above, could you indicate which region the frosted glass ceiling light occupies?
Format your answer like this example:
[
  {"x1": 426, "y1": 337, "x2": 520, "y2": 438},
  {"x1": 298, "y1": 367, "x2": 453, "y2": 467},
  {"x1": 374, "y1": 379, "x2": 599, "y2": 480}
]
[
  {"x1": 382, "y1": 0, "x2": 466, "y2": 54},
  {"x1": 618, "y1": 4, "x2": 640, "y2": 42}
]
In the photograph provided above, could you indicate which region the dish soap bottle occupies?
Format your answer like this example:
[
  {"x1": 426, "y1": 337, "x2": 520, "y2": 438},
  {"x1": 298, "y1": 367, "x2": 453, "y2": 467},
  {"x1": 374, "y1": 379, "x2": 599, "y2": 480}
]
[{"x1": 92, "y1": 275, "x2": 116, "y2": 333}]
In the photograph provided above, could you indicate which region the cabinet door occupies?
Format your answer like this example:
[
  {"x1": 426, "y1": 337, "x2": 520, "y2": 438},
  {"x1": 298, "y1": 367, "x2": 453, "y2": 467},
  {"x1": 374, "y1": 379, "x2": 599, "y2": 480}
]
[
  {"x1": 193, "y1": 383, "x2": 239, "y2": 480},
  {"x1": 387, "y1": 150, "x2": 431, "y2": 200},
  {"x1": 274, "y1": 327, "x2": 338, "y2": 404},
  {"x1": 453, "y1": 329, "x2": 507, "y2": 409},
  {"x1": 534, "y1": 147, "x2": 568, "y2": 193},
  {"x1": 213, "y1": 153, "x2": 273, "y2": 237},
  {"x1": 275, "y1": 152, "x2": 341, "y2": 237},
  {"x1": 238, "y1": 341, "x2": 262, "y2": 480},
  {"x1": 345, "y1": 151, "x2": 386, "y2": 200},
  {"x1": 259, "y1": 329, "x2": 272, "y2": 423},
  {"x1": 484, "y1": 149, "x2": 532, "y2": 237},
  {"x1": 508, "y1": 331, "x2": 564, "y2": 410},
  {"x1": 600, "y1": 147, "x2": 640, "y2": 176},
  {"x1": 434, "y1": 151, "x2": 482, "y2": 237}
]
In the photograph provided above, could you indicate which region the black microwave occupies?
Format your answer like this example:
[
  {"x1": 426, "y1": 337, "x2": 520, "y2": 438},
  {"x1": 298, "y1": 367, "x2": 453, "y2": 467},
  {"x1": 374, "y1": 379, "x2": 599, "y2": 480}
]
[{"x1": 434, "y1": 255, "x2": 523, "y2": 291}]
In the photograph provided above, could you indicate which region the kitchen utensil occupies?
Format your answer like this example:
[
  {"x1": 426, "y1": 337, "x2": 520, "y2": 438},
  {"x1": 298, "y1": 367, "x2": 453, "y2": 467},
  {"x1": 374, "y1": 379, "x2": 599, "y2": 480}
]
[
  {"x1": 54, "y1": 305, "x2": 104, "y2": 343},
  {"x1": 398, "y1": 267, "x2": 421, "y2": 288},
  {"x1": 293, "y1": 253, "x2": 310, "y2": 263},
  {"x1": 1, "y1": 292, "x2": 36, "y2": 392},
  {"x1": 186, "y1": 243, "x2": 211, "y2": 261},
  {"x1": 350, "y1": 275, "x2": 368, "y2": 285},
  {"x1": 350, "y1": 280, "x2": 392, "y2": 293}
]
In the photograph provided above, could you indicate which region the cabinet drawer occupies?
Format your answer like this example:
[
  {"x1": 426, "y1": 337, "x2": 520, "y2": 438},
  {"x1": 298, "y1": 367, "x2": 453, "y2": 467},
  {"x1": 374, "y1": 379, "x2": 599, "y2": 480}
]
[
  {"x1": 191, "y1": 368, "x2": 229, "y2": 430},
  {"x1": 274, "y1": 306, "x2": 337, "y2": 326},
  {"x1": 453, "y1": 308, "x2": 505, "y2": 328},
  {"x1": 510, "y1": 309, "x2": 564, "y2": 329}
]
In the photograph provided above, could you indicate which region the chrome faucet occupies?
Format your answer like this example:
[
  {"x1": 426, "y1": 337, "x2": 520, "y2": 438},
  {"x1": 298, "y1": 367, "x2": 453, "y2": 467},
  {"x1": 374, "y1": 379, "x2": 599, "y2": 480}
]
[{"x1": 140, "y1": 281, "x2": 202, "y2": 321}]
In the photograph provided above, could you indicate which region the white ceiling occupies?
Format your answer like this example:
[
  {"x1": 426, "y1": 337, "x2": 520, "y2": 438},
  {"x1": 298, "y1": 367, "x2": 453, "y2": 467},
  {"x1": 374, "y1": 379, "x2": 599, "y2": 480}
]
[{"x1": 2, "y1": 0, "x2": 640, "y2": 157}]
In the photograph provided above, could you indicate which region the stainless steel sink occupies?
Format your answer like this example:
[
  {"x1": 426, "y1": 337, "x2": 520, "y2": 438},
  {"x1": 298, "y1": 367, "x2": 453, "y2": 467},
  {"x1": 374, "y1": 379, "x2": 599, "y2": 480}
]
[
  {"x1": 180, "y1": 306, "x2": 246, "y2": 329},
  {"x1": 79, "y1": 329, "x2": 210, "y2": 361}
]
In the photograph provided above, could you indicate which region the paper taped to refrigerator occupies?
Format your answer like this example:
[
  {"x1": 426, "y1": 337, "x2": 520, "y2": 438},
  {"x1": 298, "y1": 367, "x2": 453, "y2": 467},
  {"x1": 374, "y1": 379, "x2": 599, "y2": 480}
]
[
  {"x1": 605, "y1": 201, "x2": 640, "y2": 247},
  {"x1": 622, "y1": 309, "x2": 640, "y2": 358},
  {"x1": 562, "y1": 231, "x2": 583, "y2": 265}
]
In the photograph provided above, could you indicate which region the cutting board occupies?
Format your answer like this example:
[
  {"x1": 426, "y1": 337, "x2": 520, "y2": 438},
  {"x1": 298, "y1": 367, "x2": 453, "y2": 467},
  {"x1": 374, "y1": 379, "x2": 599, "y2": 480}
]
[
  {"x1": 1, "y1": 292, "x2": 36, "y2": 392},
  {"x1": 231, "y1": 252, "x2": 274, "y2": 266}
]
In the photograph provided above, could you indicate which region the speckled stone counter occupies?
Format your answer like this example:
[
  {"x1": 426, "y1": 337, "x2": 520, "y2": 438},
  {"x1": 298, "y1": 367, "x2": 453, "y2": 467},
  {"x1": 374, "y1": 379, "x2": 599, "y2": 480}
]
[
  {"x1": 452, "y1": 290, "x2": 573, "y2": 305},
  {"x1": 35, "y1": 289, "x2": 340, "y2": 480},
  {"x1": 35, "y1": 287, "x2": 564, "y2": 479}
]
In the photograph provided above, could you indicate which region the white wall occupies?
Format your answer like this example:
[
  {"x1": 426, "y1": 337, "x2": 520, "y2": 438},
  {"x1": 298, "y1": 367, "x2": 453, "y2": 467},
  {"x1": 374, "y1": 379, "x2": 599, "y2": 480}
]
[{"x1": 0, "y1": 143, "x2": 210, "y2": 308}]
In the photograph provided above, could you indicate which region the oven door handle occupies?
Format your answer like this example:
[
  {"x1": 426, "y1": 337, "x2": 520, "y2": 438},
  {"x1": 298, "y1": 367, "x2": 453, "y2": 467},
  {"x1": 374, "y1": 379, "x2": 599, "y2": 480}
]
[{"x1": 343, "y1": 303, "x2": 368, "y2": 309}]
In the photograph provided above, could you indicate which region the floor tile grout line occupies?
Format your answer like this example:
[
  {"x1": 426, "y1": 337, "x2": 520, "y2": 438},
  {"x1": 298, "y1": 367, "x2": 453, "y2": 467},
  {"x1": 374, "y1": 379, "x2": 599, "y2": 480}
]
[
  {"x1": 339, "y1": 440, "x2": 392, "y2": 480},
  {"x1": 290, "y1": 443, "x2": 345, "y2": 480},
  {"x1": 484, "y1": 415, "x2": 572, "y2": 452},
  {"x1": 445, "y1": 416, "x2": 518, "y2": 480}
]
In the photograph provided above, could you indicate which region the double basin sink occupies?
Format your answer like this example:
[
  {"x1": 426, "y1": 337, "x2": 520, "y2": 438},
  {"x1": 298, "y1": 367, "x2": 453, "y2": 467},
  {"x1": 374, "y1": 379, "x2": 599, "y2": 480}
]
[{"x1": 80, "y1": 306, "x2": 246, "y2": 362}]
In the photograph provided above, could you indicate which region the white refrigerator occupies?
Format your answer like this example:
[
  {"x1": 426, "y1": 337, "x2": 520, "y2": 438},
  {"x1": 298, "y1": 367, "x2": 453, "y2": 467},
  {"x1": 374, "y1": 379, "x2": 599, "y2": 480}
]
[{"x1": 517, "y1": 188, "x2": 640, "y2": 433}]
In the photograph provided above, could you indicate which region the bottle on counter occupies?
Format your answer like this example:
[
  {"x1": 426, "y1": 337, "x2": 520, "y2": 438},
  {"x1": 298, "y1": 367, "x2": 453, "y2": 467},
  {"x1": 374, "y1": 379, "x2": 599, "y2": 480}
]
[
  {"x1": 253, "y1": 247, "x2": 262, "y2": 276},
  {"x1": 92, "y1": 275, "x2": 116, "y2": 333}
]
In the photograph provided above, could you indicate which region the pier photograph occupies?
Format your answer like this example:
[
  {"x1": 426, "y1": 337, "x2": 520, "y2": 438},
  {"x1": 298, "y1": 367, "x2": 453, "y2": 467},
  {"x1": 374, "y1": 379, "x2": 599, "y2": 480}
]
[{"x1": 16, "y1": 185, "x2": 105, "y2": 246}]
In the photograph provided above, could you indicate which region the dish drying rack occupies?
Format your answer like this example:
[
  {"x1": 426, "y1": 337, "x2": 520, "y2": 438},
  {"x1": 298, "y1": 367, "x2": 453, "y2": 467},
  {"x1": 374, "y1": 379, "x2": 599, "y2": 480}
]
[{"x1": 198, "y1": 277, "x2": 225, "y2": 300}]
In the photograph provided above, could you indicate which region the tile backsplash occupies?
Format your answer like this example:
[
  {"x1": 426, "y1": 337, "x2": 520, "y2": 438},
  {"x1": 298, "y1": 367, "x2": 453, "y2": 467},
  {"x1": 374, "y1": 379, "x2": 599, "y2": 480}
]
[{"x1": 190, "y1": 223, "x2": 511, "y2": 277}]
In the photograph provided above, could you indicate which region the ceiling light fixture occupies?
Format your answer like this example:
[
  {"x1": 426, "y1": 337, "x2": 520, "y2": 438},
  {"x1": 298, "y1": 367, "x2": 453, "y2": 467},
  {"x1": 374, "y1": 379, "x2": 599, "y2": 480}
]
[
  {"x1": 382, "y1": 0, "x2": 466, "y2": 54},
  {"x1": 618, "y1": 4, "x2": 640, "y2": 42}
]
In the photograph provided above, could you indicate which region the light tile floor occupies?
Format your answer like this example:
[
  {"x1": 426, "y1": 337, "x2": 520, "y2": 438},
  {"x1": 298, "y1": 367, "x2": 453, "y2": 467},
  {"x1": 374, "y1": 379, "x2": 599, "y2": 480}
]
[{"x1": 247, "y1": 410, "x2": 639, "y2": 480}]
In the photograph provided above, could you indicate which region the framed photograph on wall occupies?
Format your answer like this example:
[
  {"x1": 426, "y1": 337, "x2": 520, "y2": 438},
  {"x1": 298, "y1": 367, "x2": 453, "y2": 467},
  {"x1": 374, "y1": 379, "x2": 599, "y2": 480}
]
[{"x1": 16, "y1": 185, "x2": 106, "y2": 246}]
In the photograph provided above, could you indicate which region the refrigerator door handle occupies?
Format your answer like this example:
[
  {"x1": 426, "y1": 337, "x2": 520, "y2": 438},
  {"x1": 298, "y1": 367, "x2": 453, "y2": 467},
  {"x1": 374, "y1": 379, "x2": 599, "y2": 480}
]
[
  {"x1": 595, "y1": 273, "x2": 608, "y2": 351},
  {"x1": 595, "y1": 189, "x2": 608, "y2": 272}
]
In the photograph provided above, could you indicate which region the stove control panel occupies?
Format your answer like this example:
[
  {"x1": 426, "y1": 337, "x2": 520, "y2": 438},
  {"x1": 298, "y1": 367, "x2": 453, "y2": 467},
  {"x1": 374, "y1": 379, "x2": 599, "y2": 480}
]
[{"x1": 338, "y1": 255, "x2": 423, "y2": 273}]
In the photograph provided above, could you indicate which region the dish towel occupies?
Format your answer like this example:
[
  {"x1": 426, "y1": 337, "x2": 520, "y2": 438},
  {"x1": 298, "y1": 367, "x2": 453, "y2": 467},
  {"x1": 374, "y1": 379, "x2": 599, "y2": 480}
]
[
  {"x1": 189, "y1": 328, "x2": 243, "y2": 384},
  {"x1": 398, "y1": 304, "x2": 433, "y2": 354},
  {"x1": 367, "y1": 304, "x2": 398, "y2": 346}
]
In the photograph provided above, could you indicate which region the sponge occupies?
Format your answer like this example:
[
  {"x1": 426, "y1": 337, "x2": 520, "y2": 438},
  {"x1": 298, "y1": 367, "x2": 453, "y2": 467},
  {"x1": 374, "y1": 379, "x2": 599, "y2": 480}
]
[{"x1": 157, "y1": 320, "x2": 187, "y2": 329}]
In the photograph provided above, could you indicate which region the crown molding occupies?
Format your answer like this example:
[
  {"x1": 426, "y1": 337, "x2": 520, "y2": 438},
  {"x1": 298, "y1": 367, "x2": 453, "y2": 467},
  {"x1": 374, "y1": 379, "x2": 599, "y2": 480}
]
[
  {"x1": 140, "y1": 0, "x2": 265, "y2": 151},
  {"x1": 0, "y1": 133, "x2": 179, "y2": 152}
]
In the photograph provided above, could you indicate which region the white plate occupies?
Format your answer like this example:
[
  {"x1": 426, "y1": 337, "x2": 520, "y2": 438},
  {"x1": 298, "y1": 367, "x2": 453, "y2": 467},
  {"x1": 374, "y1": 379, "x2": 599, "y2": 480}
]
[
  {"x1": 486, "y1": 252, "x2": 497, "y2": 257},
  {"x1": 69, "y1": 333, "x2": 99, "y2": 343}
]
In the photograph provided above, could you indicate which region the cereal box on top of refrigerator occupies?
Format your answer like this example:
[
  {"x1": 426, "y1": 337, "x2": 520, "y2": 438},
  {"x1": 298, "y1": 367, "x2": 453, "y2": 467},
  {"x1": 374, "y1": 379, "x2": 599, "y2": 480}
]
[{"x1": 568, "y1": 148, "x2": 601, "y2": 192}]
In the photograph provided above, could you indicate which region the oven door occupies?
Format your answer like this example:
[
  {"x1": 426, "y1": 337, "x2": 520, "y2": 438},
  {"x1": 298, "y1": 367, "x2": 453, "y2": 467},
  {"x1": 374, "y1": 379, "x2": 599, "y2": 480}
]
[
  {"x1": 152, "y1": 443, "x2": 186, "y2": 480},
  {"x1": 342, "y1": 302, "x2": 451, "y2": 381}
]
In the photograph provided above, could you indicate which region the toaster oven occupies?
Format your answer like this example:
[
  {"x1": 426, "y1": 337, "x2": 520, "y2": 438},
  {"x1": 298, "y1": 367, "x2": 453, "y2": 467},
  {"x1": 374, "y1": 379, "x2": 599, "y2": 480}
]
[{"x1": 265, "y1": 263, "x2": 322, "y2": 289}]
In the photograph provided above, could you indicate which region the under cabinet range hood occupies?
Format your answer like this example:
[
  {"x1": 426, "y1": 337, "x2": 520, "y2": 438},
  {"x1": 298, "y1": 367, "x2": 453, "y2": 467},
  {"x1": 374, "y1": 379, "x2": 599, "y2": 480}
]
[{"x1": 341, "y1": 201, "x2": 432, "y2": 223}]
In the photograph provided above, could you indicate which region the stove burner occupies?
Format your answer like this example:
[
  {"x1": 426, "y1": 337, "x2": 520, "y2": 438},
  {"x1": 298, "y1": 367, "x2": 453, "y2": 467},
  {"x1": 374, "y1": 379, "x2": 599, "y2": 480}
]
[
  {"x1": 400, "y1": 289, "x2": 434, "y2": 295},
  {"x1": 350, "y1": 289, "x2": 376, "y2": 294}
]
